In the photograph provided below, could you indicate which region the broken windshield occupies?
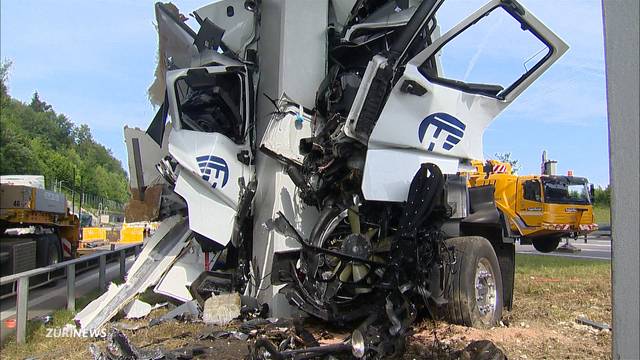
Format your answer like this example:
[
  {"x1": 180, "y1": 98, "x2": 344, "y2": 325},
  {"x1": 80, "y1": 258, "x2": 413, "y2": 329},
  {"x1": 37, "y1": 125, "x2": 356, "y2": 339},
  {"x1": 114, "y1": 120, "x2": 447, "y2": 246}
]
[
  {"x1": 174, "y1": 70, "x2": 244, "y2": 143},
  {"x1": 542, "y1": 177, "x2": 591, "y2": 205}
]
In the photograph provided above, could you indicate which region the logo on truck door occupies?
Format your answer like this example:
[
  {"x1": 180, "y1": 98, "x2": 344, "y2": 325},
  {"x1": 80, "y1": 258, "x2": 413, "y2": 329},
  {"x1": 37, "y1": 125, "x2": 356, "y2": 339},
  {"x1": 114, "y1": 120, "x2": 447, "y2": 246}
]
[
  {"x1": 418, "y1": 113, "x2": 466, "y2": 152},
  {"x1": 196, "y1": 155, "x2": 229, "y2": 189}
]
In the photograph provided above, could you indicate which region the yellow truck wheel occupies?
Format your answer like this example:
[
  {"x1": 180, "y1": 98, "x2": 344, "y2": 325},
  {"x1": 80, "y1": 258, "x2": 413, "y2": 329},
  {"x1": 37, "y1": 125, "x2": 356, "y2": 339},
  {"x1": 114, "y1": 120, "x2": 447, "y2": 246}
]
[{"x1": 531, "y1": 236, "x2": 562, "y2": 253}]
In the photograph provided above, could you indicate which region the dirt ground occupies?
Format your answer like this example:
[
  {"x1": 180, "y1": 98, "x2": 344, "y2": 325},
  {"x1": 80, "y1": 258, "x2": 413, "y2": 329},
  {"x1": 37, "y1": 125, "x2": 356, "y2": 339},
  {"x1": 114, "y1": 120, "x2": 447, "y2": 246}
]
[{"x1": 1, "y1": 254, "x2": 611, "y2": 359}]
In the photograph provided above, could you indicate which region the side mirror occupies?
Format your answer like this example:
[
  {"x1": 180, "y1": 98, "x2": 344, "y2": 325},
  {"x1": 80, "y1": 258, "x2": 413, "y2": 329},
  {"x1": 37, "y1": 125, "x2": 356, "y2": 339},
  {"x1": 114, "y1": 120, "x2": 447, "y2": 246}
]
[{"x1": 590, "y1": 184, "x2": 595, "y2": 199}]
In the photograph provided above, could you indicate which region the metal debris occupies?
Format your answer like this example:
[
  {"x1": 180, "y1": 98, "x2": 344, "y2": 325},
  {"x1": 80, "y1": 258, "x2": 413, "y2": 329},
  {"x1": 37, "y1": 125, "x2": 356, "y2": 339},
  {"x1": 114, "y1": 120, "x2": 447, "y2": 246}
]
[
  {"x1": 149, "y1": 300, "x2": 201, "y2": 327},
  {"x1": 124, "y1": 300, "x2": 168, "y2": 320},
  {"x1": 76, "y1": 216, "x2": 191, "y2": 331},
  {"x1": 197, "y1": 329, "x2": 249, "y2": 341},
  {"x1": 90, "y1": 328, "x2": 164, "y2": 360},
  {"x1": 576, "y1": 317, "x2": 611, "y2": 331}
]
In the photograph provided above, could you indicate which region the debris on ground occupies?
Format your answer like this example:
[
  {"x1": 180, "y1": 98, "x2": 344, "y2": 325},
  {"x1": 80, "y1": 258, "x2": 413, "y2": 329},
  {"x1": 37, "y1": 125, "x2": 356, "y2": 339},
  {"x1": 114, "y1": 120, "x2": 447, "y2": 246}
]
[
  {"x1": 89, "y1": 328, "x2": 165, "y2": 360},
  {"x1": 75, "y1": 216, "x2": 192, "y2": 331},
  {"x1": 575, "y1": 317, "x2": 611, "y2": 331},
  {"x1": 124, "y1": 300, "x2": 167, "y2": 319},
  {"x1": 202, "y1": 293, "x2": 241, "y2": 325},
  {"x1": 149, "y1": 300, "x2": 201, "y2": 327},
  {"x1": 457, "y1": 340, "x2": 507, "y2": 360}
]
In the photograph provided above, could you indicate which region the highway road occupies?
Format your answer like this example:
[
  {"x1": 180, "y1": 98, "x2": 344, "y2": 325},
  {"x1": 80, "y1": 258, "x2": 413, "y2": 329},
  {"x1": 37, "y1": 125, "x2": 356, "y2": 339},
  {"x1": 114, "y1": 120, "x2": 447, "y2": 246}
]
[
  {"x1": 0, "y1": 257, "x2": 134, "y2": 344},
  {"x1": 516, "y1": 236, "x2": 611, "y2": 260}
]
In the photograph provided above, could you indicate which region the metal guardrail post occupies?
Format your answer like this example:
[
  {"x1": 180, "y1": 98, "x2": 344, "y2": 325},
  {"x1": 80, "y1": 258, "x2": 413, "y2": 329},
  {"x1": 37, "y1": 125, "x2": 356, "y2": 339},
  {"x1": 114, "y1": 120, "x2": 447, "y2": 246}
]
[
  {"x1": 99, "y1": 255, "x2": 106, "y2": 292},
  {"x1": 16, "y1": 277, "x2": 29, "y2": 344},
  {"x1": 119, "y1": 250, "x2": 126, "y2": 279},
  {"x1": 67, "y1": 263, "x2": 76, "y2": 311}
]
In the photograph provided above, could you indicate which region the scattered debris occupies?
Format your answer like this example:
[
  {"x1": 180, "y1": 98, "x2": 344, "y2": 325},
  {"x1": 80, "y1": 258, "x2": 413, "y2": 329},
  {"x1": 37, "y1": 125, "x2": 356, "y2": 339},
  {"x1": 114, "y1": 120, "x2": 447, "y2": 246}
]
[
  {"x1": 154, "y1": 239, "x2": 206, "y2": 302},
  {"x1": 89, "y1": 328, "x2": 164, "y2": 360},
  {"x1": 457, "y1": 340, "x2": 507, "y2": 360},
  {"x1": 202, "y1": 293, "x2": 241, "y2": 325},
  {"x1": 124, "y1": 300, "x2": 167, "y2": 319},
  {"x1": 575, "y1": 317, "x2": 611, "y2": 331},
  {"x1": 197, "y1": 329, "x2": 249, "y2": 341},
  {"x1": 75, "y1": 216, "x2": 192, "y2": 331},
  {"x1": 149, "y1": 300, "x2": 201, "y2": 327},
  {"x1": 33, "y1": 315, "x2": 53, "y2": 325}
]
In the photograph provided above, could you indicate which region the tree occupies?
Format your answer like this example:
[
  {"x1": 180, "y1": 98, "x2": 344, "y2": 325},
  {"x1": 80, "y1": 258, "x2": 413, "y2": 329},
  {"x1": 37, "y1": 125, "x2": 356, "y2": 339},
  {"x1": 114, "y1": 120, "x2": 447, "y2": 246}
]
[
  {"x1": 494, "y1": 152, "x2": 521, "y2": 174},
  {"x1": 593, "y1": 185, "x2": 611, "y2": 206},
  {"x1": 0, "y1": 80, "x2": 130, "y2": 207},
  {"x1": 0, "y1": 59, "x2": 12, "y2": 100},
  {"x1": 29, "y1": 91, "x2": 53, "y2": 112}
]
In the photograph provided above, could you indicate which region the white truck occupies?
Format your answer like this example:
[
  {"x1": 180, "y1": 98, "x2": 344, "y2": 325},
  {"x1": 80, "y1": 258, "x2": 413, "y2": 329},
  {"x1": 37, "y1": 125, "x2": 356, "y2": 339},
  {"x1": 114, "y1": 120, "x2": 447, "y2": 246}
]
[{"x1": 81, "y1": 1, "x2": 567, "y2": 357}]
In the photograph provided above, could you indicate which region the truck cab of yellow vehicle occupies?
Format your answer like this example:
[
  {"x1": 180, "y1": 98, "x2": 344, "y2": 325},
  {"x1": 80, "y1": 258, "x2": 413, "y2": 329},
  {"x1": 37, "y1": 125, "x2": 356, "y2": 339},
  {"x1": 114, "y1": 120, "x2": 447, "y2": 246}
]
[{"x1": 467, "y1": 160, "x2": 598, "y2": 253}]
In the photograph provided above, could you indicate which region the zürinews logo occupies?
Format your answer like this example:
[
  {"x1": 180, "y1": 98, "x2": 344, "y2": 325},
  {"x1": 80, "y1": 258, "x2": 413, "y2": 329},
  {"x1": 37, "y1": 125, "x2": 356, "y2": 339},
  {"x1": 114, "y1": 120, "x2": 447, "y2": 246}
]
[
  {"x1": 418, "y1": 112, "x2": 466, "y2": 152},
  {"x1": 197, "y1": 155, "x2": 229, "y2": 189}
]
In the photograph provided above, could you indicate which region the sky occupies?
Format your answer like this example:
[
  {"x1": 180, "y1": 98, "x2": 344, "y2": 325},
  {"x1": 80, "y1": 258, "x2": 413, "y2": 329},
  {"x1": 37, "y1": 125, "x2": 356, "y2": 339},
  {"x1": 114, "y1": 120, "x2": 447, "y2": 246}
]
[{"x1": 0, "y1": 0, "x2": 610, "y2": 186}]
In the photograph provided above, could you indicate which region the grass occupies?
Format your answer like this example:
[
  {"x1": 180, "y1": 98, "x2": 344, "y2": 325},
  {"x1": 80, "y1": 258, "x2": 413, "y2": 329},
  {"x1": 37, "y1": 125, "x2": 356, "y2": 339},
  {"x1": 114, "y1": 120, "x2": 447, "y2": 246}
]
[
  {"x1": 593, "y1": 205, "x2": 611, "y2": 225},
  {"x1": 513, "y1": 254, "x2": 611, "y2": 323},
  {"x1": 0, "y1": 289, "x2": 103, "y2": 359},
  {"x1": 408, "y1": 254, "x2": 612, "y2": 359}
]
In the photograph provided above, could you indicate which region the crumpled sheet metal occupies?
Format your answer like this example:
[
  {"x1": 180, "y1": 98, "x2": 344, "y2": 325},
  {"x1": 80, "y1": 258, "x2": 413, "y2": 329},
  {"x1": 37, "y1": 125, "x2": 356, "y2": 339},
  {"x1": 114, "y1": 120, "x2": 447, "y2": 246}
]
[{"x1": 76, "y1": 215, "x2": 192, "y2": 331}]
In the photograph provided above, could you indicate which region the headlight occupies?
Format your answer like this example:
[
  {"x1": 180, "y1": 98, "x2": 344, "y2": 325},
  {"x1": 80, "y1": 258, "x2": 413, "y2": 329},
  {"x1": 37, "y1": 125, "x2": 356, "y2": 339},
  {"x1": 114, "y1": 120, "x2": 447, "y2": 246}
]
[{"x1": 351, "y1": 329, "x2": 366, "y2": 358}]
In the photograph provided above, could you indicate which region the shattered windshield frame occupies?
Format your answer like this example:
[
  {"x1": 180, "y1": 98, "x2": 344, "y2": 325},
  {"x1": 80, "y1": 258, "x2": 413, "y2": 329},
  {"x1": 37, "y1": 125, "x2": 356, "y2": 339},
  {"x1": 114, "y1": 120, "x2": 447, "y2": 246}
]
[{"x1": 173, "y1": 69, "x2": 246, "y2": 144}]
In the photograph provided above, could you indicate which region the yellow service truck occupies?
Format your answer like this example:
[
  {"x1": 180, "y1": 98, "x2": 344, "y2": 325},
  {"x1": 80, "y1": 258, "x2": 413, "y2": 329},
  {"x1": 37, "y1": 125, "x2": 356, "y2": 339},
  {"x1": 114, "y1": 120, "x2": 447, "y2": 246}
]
[
  {"x1": 467, "y1": 160, "x2": 598, "y2": 253},
  {"x1": 0, "y1": 176, "x2": 80, "y2": 292}
]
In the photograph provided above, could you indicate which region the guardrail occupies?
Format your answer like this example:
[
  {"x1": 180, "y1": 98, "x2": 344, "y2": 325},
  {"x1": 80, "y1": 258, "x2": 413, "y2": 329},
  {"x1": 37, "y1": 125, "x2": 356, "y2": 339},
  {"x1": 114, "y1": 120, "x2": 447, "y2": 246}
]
[{"x1": 0, "y1": 243, "x2": 142, "y2": 344}]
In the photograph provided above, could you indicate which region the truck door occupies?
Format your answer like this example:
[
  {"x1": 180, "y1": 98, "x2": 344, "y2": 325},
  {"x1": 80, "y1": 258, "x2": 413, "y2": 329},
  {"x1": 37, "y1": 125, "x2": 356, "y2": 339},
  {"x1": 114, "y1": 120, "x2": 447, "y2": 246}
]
[
  {"x1": 165, "y1": 66, "x2": 253, "y2": 246},
  {"x1": 517, "y1": 179, "x2": 543, "y2": 227},
  {"x1": 363, "y1": 0, "x2": 568, "y2": 201}
]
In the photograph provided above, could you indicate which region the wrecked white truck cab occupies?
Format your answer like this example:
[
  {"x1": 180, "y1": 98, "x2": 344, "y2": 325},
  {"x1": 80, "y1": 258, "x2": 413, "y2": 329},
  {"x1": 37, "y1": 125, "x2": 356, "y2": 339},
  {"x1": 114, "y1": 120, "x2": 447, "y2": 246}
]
[{"x1": 84, "y1": 0, "x2": 567, "y2": 358}]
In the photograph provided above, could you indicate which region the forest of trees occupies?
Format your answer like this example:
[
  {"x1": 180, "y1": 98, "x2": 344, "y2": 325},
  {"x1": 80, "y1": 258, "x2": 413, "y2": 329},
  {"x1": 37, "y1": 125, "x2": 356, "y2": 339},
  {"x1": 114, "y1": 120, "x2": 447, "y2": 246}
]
[{"x1": 0, "y1": 61, "x2": 130, "y2": 204}]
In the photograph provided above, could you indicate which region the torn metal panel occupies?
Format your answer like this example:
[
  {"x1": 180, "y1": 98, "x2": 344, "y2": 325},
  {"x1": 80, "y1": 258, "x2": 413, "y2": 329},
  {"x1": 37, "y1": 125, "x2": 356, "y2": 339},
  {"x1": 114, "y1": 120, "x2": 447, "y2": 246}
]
[
  {"x1": 154, "y1": 239, "x2": 205, "y2": 302},
  {"x1": 194, "y1": 0, "x2": 257, "y2": 59},
  {"x1": 259, "y1": 97, "x2": 314, "y2": 166},
  {"x1": 174, "y1": 171, "x2": 236, "y2": 246},
  {"x1": 148, "y1": 3, "x2": 199, "y2": 106},
  {"x1": 124, "y1": 125, "x2": 170, "y2": 221},
  {"x1": 343, "y1": 4, "x2": 418, "y2": 42},
  {"x1": 75, "y1": 216, "x2": 191, "y2": 331}
]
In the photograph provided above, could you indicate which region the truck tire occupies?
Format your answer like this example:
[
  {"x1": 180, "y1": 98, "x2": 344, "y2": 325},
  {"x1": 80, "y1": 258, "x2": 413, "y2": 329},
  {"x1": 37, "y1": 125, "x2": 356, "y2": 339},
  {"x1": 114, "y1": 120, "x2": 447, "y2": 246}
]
[
  {"x1": 444, "y1": 236, "x2": 503, "y2": 328},
  {"x1": 47, "y1": 240, "x2": 60, "y2": 265},
  {"x1": 531, "y1": 236, "x2": 562, "y2": 253}
]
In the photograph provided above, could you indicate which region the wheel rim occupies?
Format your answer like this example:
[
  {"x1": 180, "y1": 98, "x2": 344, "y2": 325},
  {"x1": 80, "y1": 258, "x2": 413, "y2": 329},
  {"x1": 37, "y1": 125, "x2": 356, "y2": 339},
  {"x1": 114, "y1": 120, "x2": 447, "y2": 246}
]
[{"x1": 474, "y1": 258, "x2": 497, "y2": 321}]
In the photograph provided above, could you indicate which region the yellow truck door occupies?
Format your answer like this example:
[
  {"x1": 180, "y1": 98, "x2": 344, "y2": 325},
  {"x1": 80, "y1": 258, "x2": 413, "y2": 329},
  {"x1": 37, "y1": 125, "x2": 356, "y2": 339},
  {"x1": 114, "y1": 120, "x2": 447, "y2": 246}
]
[{"x1": 517, "y1": 179, "x2": 544, "y2": 227}]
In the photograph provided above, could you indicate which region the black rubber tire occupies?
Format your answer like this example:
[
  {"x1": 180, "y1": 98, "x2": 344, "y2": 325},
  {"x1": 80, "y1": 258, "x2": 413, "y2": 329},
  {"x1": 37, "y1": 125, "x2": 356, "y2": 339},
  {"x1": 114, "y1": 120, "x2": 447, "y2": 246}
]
[
  {"x1": 47, "y1": 240, "x2": 60, "y2": 265},
  {"x1": 531, "y1": 236, "x2": 562, "y2": 253},
  {"x1": 444, "y1": 236, "x2": 503, "y2": 328}
]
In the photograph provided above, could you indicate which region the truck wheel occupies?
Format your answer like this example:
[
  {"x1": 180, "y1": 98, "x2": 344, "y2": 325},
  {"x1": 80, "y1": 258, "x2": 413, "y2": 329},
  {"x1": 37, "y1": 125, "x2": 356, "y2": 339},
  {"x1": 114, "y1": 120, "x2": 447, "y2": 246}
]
[
  {"x1": 531, "y1": 236, "x2": 561, "y2": 253},
  {"x1": 444, "y1": 236, "x2": 503, "y2": 328},
  {"x1": 47, "y1": 241, "x2": 60, "y2": 265}
]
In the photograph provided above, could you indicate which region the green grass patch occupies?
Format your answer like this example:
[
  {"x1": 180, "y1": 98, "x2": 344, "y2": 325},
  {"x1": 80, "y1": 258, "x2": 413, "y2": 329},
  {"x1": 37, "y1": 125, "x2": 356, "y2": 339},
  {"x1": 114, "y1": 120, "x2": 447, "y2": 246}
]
[
  {"x1": 1, "y1": 289, "x2": 104, "y2": 359},
  {"x1": 592, "y1": 205, "x2": 610, "y2": 225},
  {"x1": 513, "y1": 254, "x2": 611, "y2": 325}
]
